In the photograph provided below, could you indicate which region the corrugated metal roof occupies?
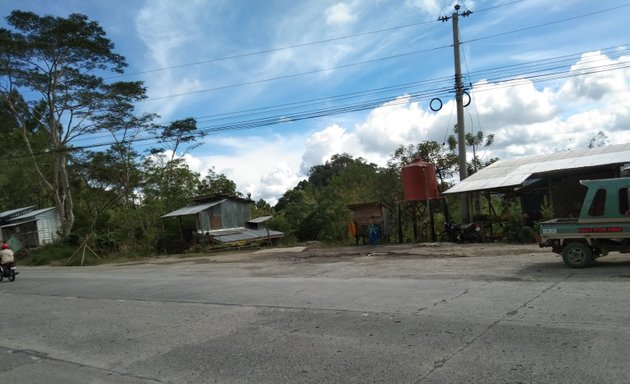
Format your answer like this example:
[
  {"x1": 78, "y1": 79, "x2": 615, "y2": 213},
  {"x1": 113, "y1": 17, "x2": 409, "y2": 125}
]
[
  {"x1": 205, "y1": 227, "x2": 284, "y2": 244},
  {"x1": 248, "y1": 216, "x2": 272, "y2": 224},
  {"x1": 0, "y1": 206, "x2": 37, "y2": 220},
  {"x1": 9, "y1": 207, "x2": 57, "y2": 221},
  {"x1": 444, "y1": 143, "x2": 630, "y2": 194},
  {"x1": 161, "y1": 200, "x2": 226, "y2": 218}
]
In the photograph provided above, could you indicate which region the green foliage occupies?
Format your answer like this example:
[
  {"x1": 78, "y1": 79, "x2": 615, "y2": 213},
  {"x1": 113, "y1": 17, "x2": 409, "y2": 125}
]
[
  {"x1": 199, "y1": 167, "x2": 239, "y2": 196},
  {"x1": 252, "y1": 199, "x2": 272, "y2": 218},
  {"x1": 20, "y1": 241, "x2": 78, "y2": 266},
  {"x1": 448, "y1": 130, "x2": 496, "y2": 175},
  {"x1": 142, "y1": 155, "x2": 201, "y2": 212},
  {"x1": 389, "y1": 141, "x2": 458, "y2": 177},
  {"x1": 150, "y1": 117, "x2": 206, "y2": 158},
  {"x1": 501, "y1": 200, "x2": 537, "y2": 243},
  {"x1": 539, "y1": 195, "x2": 554, "y2": 221},
  {"x1": 0, "y1": 10, "x2": 154, "y2": 235},
  {"x1": 274, "y1": 154, "x2": 395, "y2": 243}
]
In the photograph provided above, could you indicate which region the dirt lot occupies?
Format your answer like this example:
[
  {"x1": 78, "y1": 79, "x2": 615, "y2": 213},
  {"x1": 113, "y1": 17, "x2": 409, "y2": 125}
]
[{"x1": 136, "y1": 242, "x2": 551, "y2": 265}]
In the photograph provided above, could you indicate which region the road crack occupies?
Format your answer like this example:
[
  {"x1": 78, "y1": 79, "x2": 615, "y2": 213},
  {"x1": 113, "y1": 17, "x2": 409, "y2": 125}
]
[
  {"x1": 0, "y1": 345, "x2": 170, "y2": 383},
  {"x1": 415, "y1": 274, "x2": 574, "y2": 383}
]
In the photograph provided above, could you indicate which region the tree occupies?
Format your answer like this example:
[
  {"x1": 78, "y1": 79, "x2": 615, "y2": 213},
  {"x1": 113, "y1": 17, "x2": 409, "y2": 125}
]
[
  {"x1": 276, "y1": 154, "x2": 391, "y2": 242},
  {"x1": 252, "y1": 199, "x2": 272, "y2": 218},
  {"x1": 307, "y1": 153, "x2": 356, "y2": 188},
  {"x1": 0, "y1": 95, "x2": 49, "y2": 209},
  {"x1": 198, "y1": 167, "x2": 239, "y2": 196},
  {"x1": 0, "y1": 11, "x2": 153, "y2": 235},
  {"x1": 448, "y1": 130, "x2": 495, "y2": 175},
  {"x1": 142, "y1": 155, "x2": 201, "y2": 212},
  {"x1": 151, "y1": 117, "x2": 206, "y2": 161},
  {"x1": 389, "y1": 141, "x2": 458, "y2": 178},
  {"x1": 588, "y1": 131, "x2": 608, "y2": 148},
  {"x1": 73, "y1": 144, "x2": 142, "y2": 233}
]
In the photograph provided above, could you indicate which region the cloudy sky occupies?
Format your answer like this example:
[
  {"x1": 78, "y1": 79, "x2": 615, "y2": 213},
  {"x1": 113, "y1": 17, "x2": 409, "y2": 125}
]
[{"x1": 1, "y1": 0, "x2": 628, "y2": 204}]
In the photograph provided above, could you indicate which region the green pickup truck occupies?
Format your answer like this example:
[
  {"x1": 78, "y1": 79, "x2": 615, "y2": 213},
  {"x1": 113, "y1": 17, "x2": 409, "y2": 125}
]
[{"x1": 539, "y1": 177, "x2": 630, "y2": 268}]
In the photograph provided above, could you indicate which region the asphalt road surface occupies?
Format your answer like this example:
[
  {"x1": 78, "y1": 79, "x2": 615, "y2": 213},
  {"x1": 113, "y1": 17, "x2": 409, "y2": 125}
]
[{"x1": 1, "y1": 244, "x2": 629, "y2": 383}]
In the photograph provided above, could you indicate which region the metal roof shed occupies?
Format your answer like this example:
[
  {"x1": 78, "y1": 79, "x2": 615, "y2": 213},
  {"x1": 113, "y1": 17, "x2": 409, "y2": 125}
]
[
  {"x1": 162, "y1": 197, "x2": 284, "y2": 247},
  {"x1": 443, "y1": 143, "x2": 630, "y2": 220},
  {"x1": 1, "y1": 207, "x2": 61, "y2": 247},
  {"x1": 444, "y1": 143, "x2": 630, "y2": 195}
]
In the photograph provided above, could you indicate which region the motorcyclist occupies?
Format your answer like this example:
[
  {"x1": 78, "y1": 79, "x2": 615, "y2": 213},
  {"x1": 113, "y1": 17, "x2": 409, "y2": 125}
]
[{"x1": 0, "y1": 242, "x2": 14, "y2": 271}]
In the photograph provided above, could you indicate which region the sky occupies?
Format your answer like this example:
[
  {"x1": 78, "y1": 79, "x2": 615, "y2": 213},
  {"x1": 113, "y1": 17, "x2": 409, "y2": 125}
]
[{"x1": 1, "y1": 0, "x2": 629, "y2": 204}]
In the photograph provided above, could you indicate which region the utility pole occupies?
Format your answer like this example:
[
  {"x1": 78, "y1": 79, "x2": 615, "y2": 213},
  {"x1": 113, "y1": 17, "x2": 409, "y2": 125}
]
[{"x1": 440, "y1": 4, "x2": 472, "y2": 223}]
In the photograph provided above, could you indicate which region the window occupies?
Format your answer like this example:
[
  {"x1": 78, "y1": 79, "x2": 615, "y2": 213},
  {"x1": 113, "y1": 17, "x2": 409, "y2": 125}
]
[
  {"x1": 588, "y1": 189, "x2": 606, "y2": 216},
  {"x1": 619, "y1": 187, "x2": 630, "y2": 215}
]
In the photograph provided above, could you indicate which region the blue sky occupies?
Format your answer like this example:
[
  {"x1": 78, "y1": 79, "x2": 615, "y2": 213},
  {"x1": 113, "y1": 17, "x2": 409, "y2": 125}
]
[{"x1": 1, "y1": 0, "x2": 629, "y2": 203}]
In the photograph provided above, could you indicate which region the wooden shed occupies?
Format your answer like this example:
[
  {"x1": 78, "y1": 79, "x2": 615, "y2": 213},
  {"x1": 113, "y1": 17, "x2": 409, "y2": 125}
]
[{"x1": 347, "y1": 202, "x2": 391, "y2": 244}]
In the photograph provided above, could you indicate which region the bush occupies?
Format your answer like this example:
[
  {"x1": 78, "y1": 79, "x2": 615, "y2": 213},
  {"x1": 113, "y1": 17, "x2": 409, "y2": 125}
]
[{"x1": 20, "y1": 241, "x2": 79, "y2": 266}]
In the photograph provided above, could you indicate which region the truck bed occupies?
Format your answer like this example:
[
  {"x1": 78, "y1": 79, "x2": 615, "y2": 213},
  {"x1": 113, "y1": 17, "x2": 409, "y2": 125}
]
[{"x1": 540, "y1": 219, "x2": 630, "y2": 241}]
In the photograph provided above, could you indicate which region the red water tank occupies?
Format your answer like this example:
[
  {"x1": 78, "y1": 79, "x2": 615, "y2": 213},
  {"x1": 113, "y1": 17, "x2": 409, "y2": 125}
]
[{"x1": 401, "y1": 160, "x2": 439, "y2": 201}]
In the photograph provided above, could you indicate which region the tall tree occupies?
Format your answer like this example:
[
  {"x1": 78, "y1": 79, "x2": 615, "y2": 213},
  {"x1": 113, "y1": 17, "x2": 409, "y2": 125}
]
[
  {"x1": 198, "y1": 167, "x2": 239, "y2": 196},
  {"x1": 150, "y1": 117, "x2": 206, "y2": 161},
  {"x1": 0, "y1": 11, "x2": 152, "y2": 235},
  {"x1": 448, "y1": 130, "x2": 496, "y2": 175},
  {"x1": 142, "y1": 155, "x2": 201, "y2": 212},
  {"x1": 389, "y1": 141, "x2": 458, "y2": 178}
]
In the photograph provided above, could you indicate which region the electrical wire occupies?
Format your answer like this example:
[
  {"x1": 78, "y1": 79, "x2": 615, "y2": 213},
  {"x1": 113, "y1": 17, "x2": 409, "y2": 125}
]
[
  {"x1": 108, "y1": 0, "x2": 527, "y2": 80},
  {"x1": 62, "y1": 43, "x2": 629, "y2": 150},
  {"x1": 2, "y1": 4, "x2": 629, "y2": 162},
  {"x1": 135, "y1": 3, "x2": 630, "y2": 103},
  {"x1": 5, "y1": 51, "x2": 626, "y2": 166}
]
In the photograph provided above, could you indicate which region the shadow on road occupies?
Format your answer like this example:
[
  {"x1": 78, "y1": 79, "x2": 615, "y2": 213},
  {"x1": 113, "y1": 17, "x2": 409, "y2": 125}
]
[{"x1": 515, "y1": 255, "x2": 630, "y2": 279}]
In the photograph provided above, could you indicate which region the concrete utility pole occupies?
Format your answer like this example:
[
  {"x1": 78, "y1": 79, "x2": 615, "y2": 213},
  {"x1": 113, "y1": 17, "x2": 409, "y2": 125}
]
[{"x1": 440, "y1": 4, "x2": 473, "y2": 223}]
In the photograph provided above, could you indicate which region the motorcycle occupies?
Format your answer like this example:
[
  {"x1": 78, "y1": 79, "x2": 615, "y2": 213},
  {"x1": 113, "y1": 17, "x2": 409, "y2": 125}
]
[
  {"x1": 440, "y1": 221, "x2": 484, "y2": 243},
  {"x1": 0, "y1": 262, "x2": 18, "y2": 282}
]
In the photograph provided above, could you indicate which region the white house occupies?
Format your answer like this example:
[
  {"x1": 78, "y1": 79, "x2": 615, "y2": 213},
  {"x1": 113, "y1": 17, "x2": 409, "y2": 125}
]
[{"x1": 0, "y1": 206, "x2": 61, "y2": 247}]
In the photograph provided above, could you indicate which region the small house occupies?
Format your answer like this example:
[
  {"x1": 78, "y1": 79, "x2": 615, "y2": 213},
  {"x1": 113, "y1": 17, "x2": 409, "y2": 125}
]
[
  {"x1": 0, "y1": 206, "x2": 62, "y2": 247},
  {"x1": 162, "y1": 195, "x2": 284, "y2": 246}
]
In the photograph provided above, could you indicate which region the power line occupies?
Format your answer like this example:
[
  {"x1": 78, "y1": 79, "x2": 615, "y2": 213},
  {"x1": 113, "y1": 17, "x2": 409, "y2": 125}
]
[
  {"x1": 139, "y1": 3, "x2": 629, "y2": 103},
  {"x1": 3, "y1": 4, "x2": 629, "y2": 162},
  {"x1": 19, "y1": 52, "x2": 629, "y2": 162},
  {"x1": 67, "y1": 43, "x2": 629, "y2": 149},
  {"x1": 110, "y1": 0, "x2": 525, "y2": 80},
  {"x1": 143, "y1": 45, "x2": 451, "y2": 102},
  {"x1": 109, "y1": 21, "x2": 436, "y2": 80},
  {"x1": 463, "y1": 3, "x2": 630, "y2": 45}
]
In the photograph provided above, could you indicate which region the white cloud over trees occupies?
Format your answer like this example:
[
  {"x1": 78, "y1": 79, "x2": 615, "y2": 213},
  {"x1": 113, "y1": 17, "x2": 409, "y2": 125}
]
[{"x1": 181, "y1": 50, "x2": 630, "y2": 205}]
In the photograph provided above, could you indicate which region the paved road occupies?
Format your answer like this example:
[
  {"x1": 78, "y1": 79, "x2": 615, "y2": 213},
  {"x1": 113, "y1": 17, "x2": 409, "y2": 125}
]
[{"x1": 1, "y1": 245, "x2": 629, "y2": 383}]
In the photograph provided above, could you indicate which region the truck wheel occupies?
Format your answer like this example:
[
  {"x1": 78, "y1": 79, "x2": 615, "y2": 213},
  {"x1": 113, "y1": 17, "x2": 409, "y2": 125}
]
[{"x1": 562, "y1": 242, "x2": 593, "y2": 268}]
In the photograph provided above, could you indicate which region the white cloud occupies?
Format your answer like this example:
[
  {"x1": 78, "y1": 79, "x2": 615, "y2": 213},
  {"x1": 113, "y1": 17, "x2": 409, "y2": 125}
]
[
  {"x1": 182, "y1": 134, "x2": 306, "y2": 205},
  {"x1": 471, "y1": 79, "x2": 557, "y2": 127},
  {"x1": 134, "y1": 0, "x2": 211, "y2": 118},
  {"x1": 355, "y1": 97, "x2": 436, "y2": 154},
  {"x1": 558, "y1": 51, "x2": 629, "y2": 102},
  {"x1": 256, "y1": 163, "x2": 303, "y2": 204},
  {"x1": 176, "y1": 49, "x2": 630, "y2": 205},
  {"x1": 325, "y1": 3, "x2": 357, "y2": 25},
  {"x1": 404, "y1": 0, "x2": 468, "y2": 16},
  {"x1": 294, "y1": 50, "x2": 630, "y2": 179},
  {"x1": 300, "y1": 124, "x2": 359, "y2": 173}
]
